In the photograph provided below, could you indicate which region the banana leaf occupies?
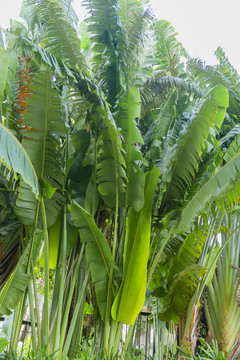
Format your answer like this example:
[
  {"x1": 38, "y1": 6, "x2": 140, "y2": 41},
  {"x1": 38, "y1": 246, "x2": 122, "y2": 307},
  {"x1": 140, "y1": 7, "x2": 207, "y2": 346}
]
[
  {"x1": 69, "y1": 200, "x2": 117, "y2": 320},
  {"x1": 0, "y1": 123, "x2": 39, "y2": 197},
  {"x1": 111, "y1": 167, "x2": 160, "y2": 324}
]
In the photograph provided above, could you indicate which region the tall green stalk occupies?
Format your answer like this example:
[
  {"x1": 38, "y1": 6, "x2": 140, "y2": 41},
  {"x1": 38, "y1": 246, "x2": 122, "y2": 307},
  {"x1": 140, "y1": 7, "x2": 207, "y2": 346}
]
[
  {"x1": 41, "y1": 197, "x2": 49, "y2": 352},
  {"x1": 31, "y1": 261, "x2": 42, "y2": 349},
  {"x1": 54, "y1": 208, "x2": 67, "y2": 357},
  {"x1": 59, "y1": 244, "x2": 85, "y2": 352},
  {"x1": 28, "y1": 281, "x2": 37, "y2": 352},
  {"x1": 62, "y1": 267, "x2": 90, "y2": 359}
]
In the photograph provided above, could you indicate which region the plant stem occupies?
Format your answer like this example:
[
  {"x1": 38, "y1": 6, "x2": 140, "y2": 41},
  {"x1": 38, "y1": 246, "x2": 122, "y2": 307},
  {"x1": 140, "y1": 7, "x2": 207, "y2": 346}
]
[
  {"x1": 54, "y1": 209, "x2": 67, "y2": 358},
  {"x1": 62, "y1": 267, "x2": 90, "y2": 359},
  {"x1": 28, "y1": 281, "x2": 37, "y2": 352},
  {"x1": 59, "y1": 244, "x2": 85, "y2": 351},
  {"x1": 31, "y1": 260, "x2": 42, "y2": 349},
  {"x1": 41, "y1": 197, "x2": 49, "y2": 352}
]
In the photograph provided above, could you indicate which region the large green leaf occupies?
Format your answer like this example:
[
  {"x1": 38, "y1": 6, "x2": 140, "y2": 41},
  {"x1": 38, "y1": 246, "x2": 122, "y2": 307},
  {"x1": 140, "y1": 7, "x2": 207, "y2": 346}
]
[
  {"x1": 160, "y1": 85, "x2": 228, "y2": 211},
  {"x1": 97, "y1": 113, "x2": 127, "y2": 209},
  {"x1": 159, "y1": 265, "x2": 205, "y2": 323},
  {"x1": 144, "y1": 89, "x2": 177, "y2": 147},
  {"x1": 175, "y1": 151, "x2": 240, "y2": 233},
  {"x1": 69, "y1": 200, "x2": 117, "y2": 320},
  {"x1": 141, "y1": 75, "x2": 203, "y2": 110},
  {"x1": 82, "y1": 0, "x2": 124, "y2": 106},
  {"x1": 14, "y1": 70, "x2": 65, "y2": 227},
  {"x1": 0, "y1": 123, "x2": 39, "y2": 197},
  {"x1": 154, "y1": 20, "x2": 183, "y2": 73},
  {"x1": 158, "y1": 229, "x2": 207, "y2": 322},
  {"x1": 111, "y1": 168, "x2": 160, "y2": 324},
  {"x1": 31, "y1": 0, "x2": 86, "y2": 71},
  {"x1": 116, "y1": 87, "x2": 145, "y2": 211},
  {"x1": 122, "y1": 6, "x2": 153, "y2": 64}
]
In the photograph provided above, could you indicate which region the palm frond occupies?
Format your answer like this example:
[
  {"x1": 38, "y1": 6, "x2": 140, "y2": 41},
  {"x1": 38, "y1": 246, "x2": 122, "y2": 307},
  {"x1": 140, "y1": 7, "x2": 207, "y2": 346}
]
[
  {"x1": 157, "y1": 228, "x2": 207, "y2": 323},
  {"x1": 56, "y1": 0, "x2": 79, "y2": 29},
  {"x1": 144, "y1": 89, "x2": 177, "y2": 146}
]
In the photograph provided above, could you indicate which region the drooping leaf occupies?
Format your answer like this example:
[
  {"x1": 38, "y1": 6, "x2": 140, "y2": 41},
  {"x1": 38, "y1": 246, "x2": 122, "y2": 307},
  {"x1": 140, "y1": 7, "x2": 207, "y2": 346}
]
[
  {"x1": 69, "y1": 200, "x2": 117, "y2": 320},
  {"x1": 175, "y1": 151, "x2": 240, "y2": 233},
  {"x1": 141, "y1": 74, "x2": 203, "y2": 110},
  {"x1": 0, "y1": 123, "x2": 39, "y2": 198},
  {"x1": 160, "y1": 85, "x2": 229, "y2": 211},
  {"x1": 159, "y1": 265, "x2": 205, "y2": 323},
  {"x1": 168, "y1": 229, "x2": 207, "y2": 282},
  {"x1": 157, "y1": 229, "x2": 207, "y2": 322}
]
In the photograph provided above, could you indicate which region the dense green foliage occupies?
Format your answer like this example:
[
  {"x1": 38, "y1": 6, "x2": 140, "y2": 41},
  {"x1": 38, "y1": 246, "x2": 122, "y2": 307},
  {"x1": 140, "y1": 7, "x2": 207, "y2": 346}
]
[{"x1": 0, "y1": 0, "x2": 240, "y2": 359}]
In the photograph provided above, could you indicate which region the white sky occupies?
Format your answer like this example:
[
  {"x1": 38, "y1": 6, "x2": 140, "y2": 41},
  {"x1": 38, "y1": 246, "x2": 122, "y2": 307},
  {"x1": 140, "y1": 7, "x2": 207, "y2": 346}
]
[{"x1": 0, "y1": 0, "x2": 240, "y2": 72}]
